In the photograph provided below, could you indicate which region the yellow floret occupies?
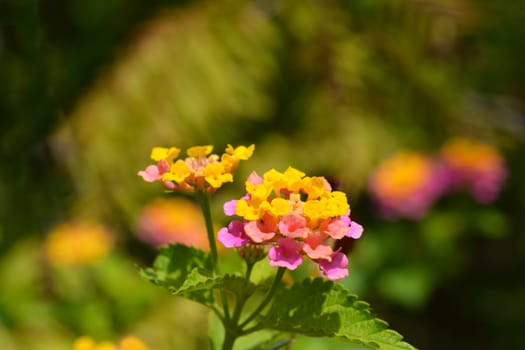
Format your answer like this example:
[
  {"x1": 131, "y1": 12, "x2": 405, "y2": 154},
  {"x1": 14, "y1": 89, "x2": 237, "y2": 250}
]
[
  {"x1": 163, "y1": 160, "x2": 191, "y2": 183},
  {"x1": 150, "y1": 147, "x2": 180, "y2": 162},
  {"x1": 226, "y1": 144, "x2": 255, "y2": 160},
  {"x1": 187, "y1": 145, "x2": 213, "y2": 157},
  {"x1": 204, "y1": 163, "x2": 233, "y2": 188},
  {"x1": 270, "y1": 198, "x2": 291, "y2": 216}
]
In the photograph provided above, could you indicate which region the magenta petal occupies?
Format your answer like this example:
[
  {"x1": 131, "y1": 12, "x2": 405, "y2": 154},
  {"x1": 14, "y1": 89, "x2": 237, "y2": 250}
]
[
  {"x1": 269, "y1": 238, "x2": 303, "y2": 270},
  {"x1": 318, "y1": 252, "x2": 349, "y2": 280},
  {"x1": 223, "y1": 200, "x2": 237, "y2": 216},
  {"x1": 217, "y1": 221, "x2": 249, "y2": 248},
  {"x1": 347, "y1": 221, "x2": 363, "y2": 239},
  {"x1": 340, "y1": 215, "x2": 351, "y2": 226}
]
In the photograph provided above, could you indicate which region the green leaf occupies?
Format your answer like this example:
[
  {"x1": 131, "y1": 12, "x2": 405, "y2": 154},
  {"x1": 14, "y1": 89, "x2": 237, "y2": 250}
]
[
  {"x1": 139, "y1": 244, "x2": 214, "y2": 304},
  {"x1": 140, "y1": 244, "x2": 259, "y2": 306},
  {"x1": 261, "y1": 278, "x2": 416, "y2": 350}
]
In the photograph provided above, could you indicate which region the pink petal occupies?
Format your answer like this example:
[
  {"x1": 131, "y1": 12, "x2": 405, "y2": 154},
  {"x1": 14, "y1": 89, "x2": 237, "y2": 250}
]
[
  {"x1": 244, "y1": 221, "x2": 275, "y2": 243},
  {"x1": 347, "y1": 221, "x2": 363, "y2": 239},
  {"x1": 138, "y1": 165, "x2": 161, "y2": 182},
  {"x1": 268, "y1": 238, "x2": 303, "y2": 270},
  {"x1": 325, "y1": 218, "x2": 350, "y2": 239},
  {"x1": 247, "y1": 171, "x2": 263, "y2": 185},
  {"x1": 223, "y1": 200, "x2": 237, "y2": 216},
  {"x1": 318, "y1": 252, "x2": 349, "y2": 280},
  {"x1": 157, "y1": 159, "x2": 170, "y2": 174},
  {"x1": 279, "y1": 213, "x2": 308, "y2": 238},
  {"x1": 217, "y1": 221, "x2": 249, "y2": 248},
  {"x1": 303, "y1": 243, "x2": 333, "y2": 260}
]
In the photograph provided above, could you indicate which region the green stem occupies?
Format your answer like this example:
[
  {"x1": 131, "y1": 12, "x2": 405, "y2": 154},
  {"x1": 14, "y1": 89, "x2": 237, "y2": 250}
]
[
  {"x1": 221, "y1": 262, "x2": 255, "y2": 350},
  {"x1": 230, "y1": 263, "x2": 254, "y2": 323},
  {"x1": 221, "y1": 329, "x2": 237, "y2": 350},
  {"x1": 196, "y1": 191, "x2": 230, "y2": 321},
  {"x1": 196, "y1": 191, "x2": 220, "y2": 274},
  {"x1": 239, "y1": 267, "x2": 286, "y2": 329}
]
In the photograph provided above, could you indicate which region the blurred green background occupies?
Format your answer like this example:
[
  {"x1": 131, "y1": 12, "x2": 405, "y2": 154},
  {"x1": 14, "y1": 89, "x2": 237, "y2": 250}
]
[{"x1": 1, "y1": 0, "x2": 525, "y2": 349}]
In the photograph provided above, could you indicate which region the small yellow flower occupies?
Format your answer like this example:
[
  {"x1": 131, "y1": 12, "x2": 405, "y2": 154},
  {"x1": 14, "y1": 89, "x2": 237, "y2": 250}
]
[
  {"x1": 263, "y1": 168, "x2": 284, "y2": 186},
  {"x1": 270, "y1": 198, "x2": 291, "y2": 216},
  {"x1": 163, "y1": 159, "x2": 191, "y2": 183},
  {"x1": 150, "y1": 147, "x2": 180, "y2": 162},
  {"x1": 283, "y1": 167, "x2": 306, "y2": 192},
  {"x1": 187, "y1": 145, "x2": 214, "y2": 157},
  {"x1": 302, "y1": 176, "x2": 329, "y2": 199},
  {"x1": 246, "y1": 182, "x2": 272, "y2": 202},
  {"x1": 204, "y1": 163, "x2": 233, "y2": 188},
  {"x1": 303, "y1": 200, "x2": 322, "y2": 220},
  {"x1": 235, "y1": 199, "x2": 262, "y2": 220},
  {"x1": 226, "y1": 144, "x2": 255, "y2": 160}
]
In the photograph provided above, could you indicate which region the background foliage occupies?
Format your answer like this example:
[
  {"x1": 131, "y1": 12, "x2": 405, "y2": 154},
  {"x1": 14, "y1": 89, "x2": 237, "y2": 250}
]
[{"x1": 1, "y1": 0, "x2": 524, "y2": 349}]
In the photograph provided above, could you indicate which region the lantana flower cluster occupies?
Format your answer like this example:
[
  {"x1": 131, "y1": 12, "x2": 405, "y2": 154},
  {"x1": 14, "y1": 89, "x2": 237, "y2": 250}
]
[
  {"x1": 368, "y1": 151, "x2": 447, "y2": 220},
  {"x1": 440, "y1": 138, "x2": 507, "y2": 204},
  {"x1": 218, "y1": 167, "x2": 363, "y2": 281},
  {"x1": 369, "y1": 138, "x2": 507, "y2": 220},
  {"x1": 138, "y1": 144, "x2": 255, "y2": 192}
]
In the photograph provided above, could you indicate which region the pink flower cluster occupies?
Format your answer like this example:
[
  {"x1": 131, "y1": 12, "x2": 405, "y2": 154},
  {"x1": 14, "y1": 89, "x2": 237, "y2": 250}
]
[
  {"x1": 368, "y1": 151, "x2": 448, "y2": 220},
  {"x1": 440, "y1": 138, "x2": 507, "y2": 204},
  {"x1": 217, "y1": 167, "x2": 363, "y2": 281},
  {"x1": 369, "y1": 138, "x2": 507, "y2": 220}
]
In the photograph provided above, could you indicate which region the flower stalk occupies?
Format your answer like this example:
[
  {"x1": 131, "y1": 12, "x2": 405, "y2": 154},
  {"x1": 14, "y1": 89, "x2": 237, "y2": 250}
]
[{"x1": 196, "y1": 191, "x2": 220, "y2": 274}]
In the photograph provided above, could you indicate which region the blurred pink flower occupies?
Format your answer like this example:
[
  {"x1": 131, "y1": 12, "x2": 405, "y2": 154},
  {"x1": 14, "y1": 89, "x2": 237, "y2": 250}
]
[
  {"x1": 369, "y1": 151, "x2": 447, "y2": 220},
  {"x1": 440, "y1": 138, "x2": 507, "y2": 203}
]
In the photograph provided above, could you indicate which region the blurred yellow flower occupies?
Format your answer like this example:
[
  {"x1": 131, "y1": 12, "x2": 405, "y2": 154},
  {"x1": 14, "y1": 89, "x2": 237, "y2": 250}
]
[
  {"x1": 45, "y1": 222, "x2": 113, "y2": 267},
  {"x1": 70, "y1": 336, "x2": 149, "y2": 350},
  {"x1": 118, "y1": 336, "x2": 149, "y2": 350}
]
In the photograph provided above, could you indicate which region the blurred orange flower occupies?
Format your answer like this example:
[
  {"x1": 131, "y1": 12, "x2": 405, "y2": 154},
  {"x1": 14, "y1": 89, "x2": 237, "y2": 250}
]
[
  {"x1": 45, "y1": 222, "x2": 114, "y2": 267},
  {"x1": 440, "y1": 138, "x2": 507, "y2": 203},
  {"x1": 369, "y1": 151, "x2": 447, "y2": 219},
  {"x1": 136, "y1": 198, "x2": 216, "y2": 250}
]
